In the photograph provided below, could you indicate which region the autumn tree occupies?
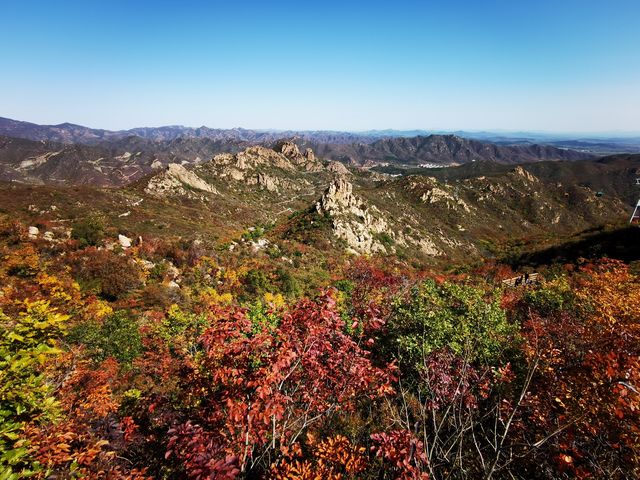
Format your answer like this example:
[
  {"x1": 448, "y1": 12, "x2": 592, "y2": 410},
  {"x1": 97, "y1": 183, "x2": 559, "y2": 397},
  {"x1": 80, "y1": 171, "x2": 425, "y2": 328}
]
[{"x1": 167, "y1": 290, "x2": 395, "y2": 477}]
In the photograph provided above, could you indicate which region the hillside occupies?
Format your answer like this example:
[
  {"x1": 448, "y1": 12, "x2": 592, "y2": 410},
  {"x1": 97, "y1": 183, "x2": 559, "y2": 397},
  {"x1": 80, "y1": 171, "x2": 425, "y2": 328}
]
[
  {"x1": 2, "y1": 143, "x2": 635, "y2": 264},
  {"x1": 0, "y1": 133, "x2": 597, "y2": 187},
  {"x1": 0, "y1": 135, "x2": 256, "y2": 187},
  {"x1": 386, "y1": 154, "x2": 640, "y2": 208}
]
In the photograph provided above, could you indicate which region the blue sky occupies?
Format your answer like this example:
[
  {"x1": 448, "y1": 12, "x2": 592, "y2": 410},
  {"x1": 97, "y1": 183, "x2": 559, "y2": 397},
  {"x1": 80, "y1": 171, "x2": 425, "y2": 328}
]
[{"x1": 1, "y1": 0, "x2": 639, "y2": 132}]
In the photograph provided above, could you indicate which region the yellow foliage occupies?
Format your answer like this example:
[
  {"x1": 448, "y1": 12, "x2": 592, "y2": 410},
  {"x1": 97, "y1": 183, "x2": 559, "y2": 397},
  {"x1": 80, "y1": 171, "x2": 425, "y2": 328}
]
[
  {"x1": 35, "y1": 272, "x2": 79, "y2": 303},
  {"x1": 0, "y1": 244, "x2": 40, "y2": 277},
  {"x1": 264, "y1": 292, "x2": 286, "y2": 308},
  {"x1": 578, "y1": 263, "x2": 640, "y2": 328},
  {"x1": 216, "y1": 265, "x2": 249, "y2": 290},
  {"x1": 271, "y1": 435, "x2": 367, "y2": 479},
  {"x1": 84, "y1": 298, "x2": 114, "y2": 321},
  {"x1": 200, "y1": 287, "x2": 234, "y2": 306}
]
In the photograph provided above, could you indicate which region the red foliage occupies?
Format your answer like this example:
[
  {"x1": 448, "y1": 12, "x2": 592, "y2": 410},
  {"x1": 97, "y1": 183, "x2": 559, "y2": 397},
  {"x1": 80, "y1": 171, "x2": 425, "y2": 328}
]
[
  {"x1": 166, "y1": 421, "x2": 240, "y2": 479},
  {"x1": 421, "y1": 349, "x2": 489, "y2": 411},
  {"x1": 517, "y1": 260, "x2": 640, "y2": 477},
  {"x1": 345, "y1": 257, "x2": 408, "y2": 331},
  {"x1": 170, "y1": 290, "x2": 395, "y2": 475},
  {"x1": 25, "y1": 356, "x2": 153, "y2": 478},
  {"x1": 371, "y1": 429, "x2": 429, "y2": 479}
]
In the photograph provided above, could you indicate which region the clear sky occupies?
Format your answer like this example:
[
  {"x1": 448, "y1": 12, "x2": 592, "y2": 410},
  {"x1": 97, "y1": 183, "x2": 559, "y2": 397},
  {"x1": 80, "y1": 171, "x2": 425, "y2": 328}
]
[{"x1": 1, "y1": 0, "x2": 639, "y2": 133}]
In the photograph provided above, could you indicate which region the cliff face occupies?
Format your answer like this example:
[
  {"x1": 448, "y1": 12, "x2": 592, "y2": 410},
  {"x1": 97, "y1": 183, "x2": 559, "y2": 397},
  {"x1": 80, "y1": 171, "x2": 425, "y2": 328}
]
[{"x1": 316, "y1": 177, "x2": 389, "y2": 254}]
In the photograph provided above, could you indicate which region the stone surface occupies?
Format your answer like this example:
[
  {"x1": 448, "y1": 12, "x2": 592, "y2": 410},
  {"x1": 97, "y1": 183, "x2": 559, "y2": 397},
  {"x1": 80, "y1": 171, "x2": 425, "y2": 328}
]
[
  {"x1": 326, "y1": 161, "x2": 351, "y2": 176},
  {"x1": 118, "y1": 234, "x2": 132, "y2": 248},
  {"x1": 145, "y1": 163, "x2": 218, "y2": 197},
  {"x1": 316, "y1": 177, "x2": 388, "y2": 254}
]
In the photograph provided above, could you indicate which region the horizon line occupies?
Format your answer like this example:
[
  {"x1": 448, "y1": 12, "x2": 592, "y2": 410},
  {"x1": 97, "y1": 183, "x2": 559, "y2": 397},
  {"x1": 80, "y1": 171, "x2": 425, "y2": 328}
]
[{"x1": 3, "y1": 115, "x2": 640, "y2": 139}]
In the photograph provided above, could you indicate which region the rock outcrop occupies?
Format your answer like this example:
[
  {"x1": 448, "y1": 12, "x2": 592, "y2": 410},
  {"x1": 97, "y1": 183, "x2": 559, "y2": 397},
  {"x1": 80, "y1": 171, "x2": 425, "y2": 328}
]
[
  {"x1": 210, "y1": 145, "x2": 319, "y2": 193},
  {"x1": 407, "y1": 177, "x2": 471, "y2": 212},
  {"x1": 275, "y1": 141, "x2": 303, "y2": 161},
  {"x1": 316, "y1": 177, "x2": 388, "y2": 254},
  {"x1": 145, "y1": 163, "x2": 218, "y2": 197},
  {"x1": 326, "y1": 161, "x2": 351, "y2": 176},
  {"x1": 420, "y1": 187, "x2": 471, "y2": 212},
  {"x1": 214, "y1": 146, "x2": 295, "y2": 177},
  {"x1": 274, "y1": 141, "x2": 323, "y2": 171},
  {"x1": 511, "y1": 165, "x2": 539, "y2": 183}
]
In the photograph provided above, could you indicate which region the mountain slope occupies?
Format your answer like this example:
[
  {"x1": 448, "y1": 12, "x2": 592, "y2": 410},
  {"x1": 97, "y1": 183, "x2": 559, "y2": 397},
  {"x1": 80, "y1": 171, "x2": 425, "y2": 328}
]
[
  {"x1": 1, "y1": 145, "x2": 635, "y2": 266},
  {"x1": 0, "y1": 135, "x2": 256, "y2": 186}
]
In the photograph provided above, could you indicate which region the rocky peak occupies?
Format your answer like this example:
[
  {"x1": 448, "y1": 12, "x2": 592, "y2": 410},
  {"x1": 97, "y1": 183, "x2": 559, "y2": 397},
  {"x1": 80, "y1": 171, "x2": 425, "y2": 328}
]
[
  {"x1": 512, "y1": 165, "x2": 538, "y2": 183},
  {"x1": 317, "y1": 176, "x2": 357, "y2": 211},
  {"x1": 316, "y1": 177, "x2": 389, "y2": 254},
  {"x1": 207, "y1": 145, "x2": 316, "y2": 193},
  {"x1": 145, "y1": 163, "x2": 218, "y2": 197},
  {"x1": 275, "y1": 140, "x2": 303, "y2": 160},
  {"x1": 304, "y1": 148, "x2": 316, "y2": 163},
  {"x1": 215, "y1": 146, "x2": 294, "y2": 171},
  {"x1": 274, "y1": 141, "x2": 322, "y2": 171}
]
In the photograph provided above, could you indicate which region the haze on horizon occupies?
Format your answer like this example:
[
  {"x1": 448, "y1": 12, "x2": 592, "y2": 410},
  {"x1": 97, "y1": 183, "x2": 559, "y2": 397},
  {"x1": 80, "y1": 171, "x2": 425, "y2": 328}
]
[{"x1": 2, "y1": 0, "x2": 639, "y2": 134}]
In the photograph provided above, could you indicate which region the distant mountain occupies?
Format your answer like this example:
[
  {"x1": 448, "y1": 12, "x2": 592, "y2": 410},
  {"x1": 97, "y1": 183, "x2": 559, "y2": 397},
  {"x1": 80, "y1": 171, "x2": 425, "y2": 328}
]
[
  {"x1": 300, "y1": 134, "x2": 594, "y2": 166},
  {"x1": 0, "y1": 117, "x2": 609, "y2": 187},
  {"x1": 0, "y1": 118, "x2": 123, "y2": 144},
  {"x1": 0, "y1": 117, "x2": 379, "y2": 145},
  {"x1": 2, "y1": 117, "x2": 640, "y2": 156}
]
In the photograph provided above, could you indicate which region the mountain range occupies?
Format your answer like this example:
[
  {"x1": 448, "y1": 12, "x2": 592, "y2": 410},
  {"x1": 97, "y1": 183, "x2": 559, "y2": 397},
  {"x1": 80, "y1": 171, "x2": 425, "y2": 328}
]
[
  {"x1": 2, "y1": 136, "x2": 638, "y2": 264},
  {"x1": 0, "y1": 117, "x2": 605, "y2": 187},
  {"x1": 1, "y1": 116, "x2": 638, "y2": 262}
]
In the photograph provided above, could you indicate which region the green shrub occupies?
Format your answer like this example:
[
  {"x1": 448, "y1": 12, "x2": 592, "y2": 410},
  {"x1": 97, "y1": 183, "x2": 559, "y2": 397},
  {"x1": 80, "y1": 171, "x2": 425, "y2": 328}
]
[
  {"x1": 247, "y1": 301, "x2": 280, "y2": 334},
  {"x1": 374, "y1": 232, "x2": 395, "y2": 248},
  {"x1": 277, "y1": 268, "x2": 302, "y2": 298},
  {"x1": 334, "y1": 279, "x2": 355, "y2": 295},
  {"x1": 0, "y1": 302, "x2": 68, "y2": 478},
  {"x1": 241, "y1": 226, "x2": 265, "y2": 241},
  {"x1": 523, "y1": 277, "x2": 575, "y2": 316},
  {"x1": 383, "y1": 280, "x2": 517, "y2": 374},
  {"x1": 69, "y1": 310, "x2": 142, "y2": 365},
  {"x1": 244, "y1": 269, "x2": 273, "y2": 295},
  {"x1": 71, "y1": 215, "x2": 105, "y2": 247}
]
